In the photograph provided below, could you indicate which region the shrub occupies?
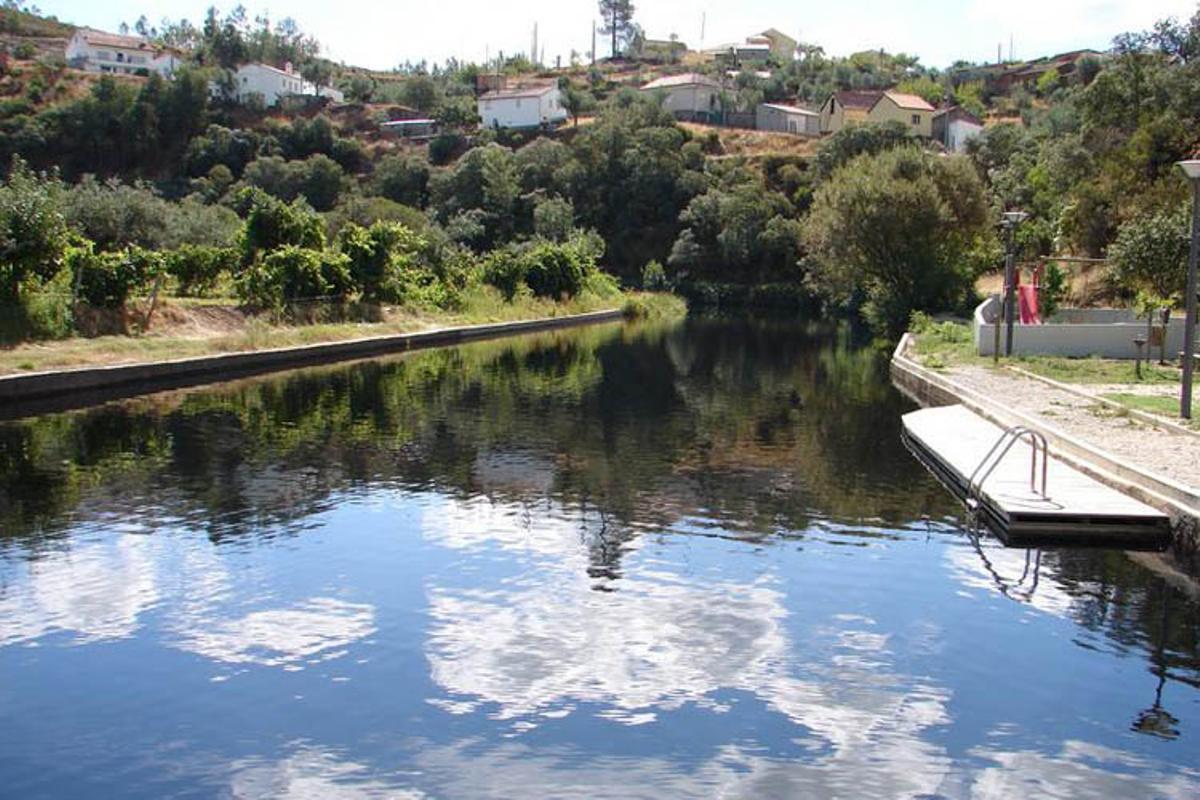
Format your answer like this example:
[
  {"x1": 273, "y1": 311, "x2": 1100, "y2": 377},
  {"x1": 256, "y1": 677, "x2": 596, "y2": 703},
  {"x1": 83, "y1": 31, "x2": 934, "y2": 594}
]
[
  {"x1": 482, "y1": 248, "x2": 525, "y2": 300},
  {"x1": 326, "y1": 196, "x2": 429, "y2": 238},
  {"x1": 0, "y1": 156, "x2": 68, "y2": 304},
  {"x1": 428, "y1": 133, "x2": 463, "y2": 165},
  {"x1": 336, "y1": 221, "x2": 425, "y2": 302},
  {"x1": 237, "y1": 245, "x2": 353, "y2": 308},
  {"x1": 523, "y1": 240, "x2": 586, "y2": 298},
  {"x1": 1040, "y1": 261, "x2": 1068, "y2": 320},
  {"x1": 641, "y1": 259, "x2": 669, "y2": 290},
  {"x1": 372, "y1": 154, "x2": 430, "y2": 207},
  {"x1": 330, "y1": 137, "x2": 366, "y2": 172},
  {"x1": 532, "y1": 196, "x2": 575, "y2": 241},
  {"x1": 238, "y1": 191, "x2": 325, "y2": 264},
  {"x1": 68, "y1": 245, "x2": 161, "y2": 308},
  {"x1": 483, "y1": 235, "x2": 602, "y2": 300},
  {"x1": 166, "y1": 245, "x2": 238, "y2": 297}
]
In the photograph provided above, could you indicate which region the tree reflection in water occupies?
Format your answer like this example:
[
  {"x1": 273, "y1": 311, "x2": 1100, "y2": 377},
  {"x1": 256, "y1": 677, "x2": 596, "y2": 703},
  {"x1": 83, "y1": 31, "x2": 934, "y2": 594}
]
[{"x1": 0, "y1": 314, "x2": 1197, "y2": 798}]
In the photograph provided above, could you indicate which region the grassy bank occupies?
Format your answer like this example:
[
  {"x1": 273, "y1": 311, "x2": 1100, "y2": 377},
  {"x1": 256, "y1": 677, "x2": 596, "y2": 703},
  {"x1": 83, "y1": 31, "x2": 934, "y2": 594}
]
[
  {"x1": 909, "y1": 318, "x2": 1182, "y2": 386},
  {"x1": 0, "y1": 288, "x2": 685, "y2": 376}
]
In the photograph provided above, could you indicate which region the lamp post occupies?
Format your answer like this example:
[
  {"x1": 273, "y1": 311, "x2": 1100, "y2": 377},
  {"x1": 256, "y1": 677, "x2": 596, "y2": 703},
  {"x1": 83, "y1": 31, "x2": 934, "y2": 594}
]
[
  {"x1": 1177, "y1": 161, "x2": 1200, "y2": 420},
  {"x1": 1001, "y1": 210, "x2": 1028, "y2": 357}
]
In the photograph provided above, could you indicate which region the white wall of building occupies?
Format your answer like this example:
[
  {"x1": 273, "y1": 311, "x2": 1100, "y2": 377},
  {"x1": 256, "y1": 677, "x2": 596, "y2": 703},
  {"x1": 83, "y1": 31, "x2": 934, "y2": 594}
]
[
  {"x1": 946, "y1": 118, "x2": 984, "y2": 153},
  {"x1": 755, "y1": 104, "x2": 820, "y2": 135},
  {"x1": 645, "y1": 85, "x2": 721, "y2": 118},
  {"x1": 479, "y1": 87, "x2": 566, "y2": 129},
  {"x1": 974, "y1": 298, "x2": 1186, "y2": 359},
  {"x1": 232, "y1": 63, "x2": 306, "y2": 106},
  {"x1": 65, "y1": 31, "x2": 177, "y2": 77}
]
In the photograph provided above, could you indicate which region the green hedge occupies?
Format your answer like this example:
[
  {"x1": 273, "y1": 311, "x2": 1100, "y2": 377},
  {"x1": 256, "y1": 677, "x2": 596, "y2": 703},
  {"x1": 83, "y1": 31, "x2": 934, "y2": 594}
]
[{"x1": 67, "y1": 245, "x2": 162, "y2": 308}]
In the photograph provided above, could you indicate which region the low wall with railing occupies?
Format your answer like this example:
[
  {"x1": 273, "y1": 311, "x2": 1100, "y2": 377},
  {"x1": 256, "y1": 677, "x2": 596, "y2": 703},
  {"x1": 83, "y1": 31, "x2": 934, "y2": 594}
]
[{"x1": 974, "y1": 297, "x2": 1186, "y2": 359}]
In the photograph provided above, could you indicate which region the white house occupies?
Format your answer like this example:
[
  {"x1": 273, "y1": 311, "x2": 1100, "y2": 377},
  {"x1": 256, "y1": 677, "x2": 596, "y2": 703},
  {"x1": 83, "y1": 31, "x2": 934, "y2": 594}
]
[
  {"x1": 477, "y1": 83, "x2": 567, "y2": 129},
  {"x1": 755, "y1": 103, "x2": 820, "y2": 135},
  {"x1": 932, "y1": 106, "x2": 985, "y2": 153},
  {"x1": 65, "y1": 28, "x2": 180, "y2": 77},
  {"x1": 219, "y1": 62, "x2": 344, "y2": 107},
  {"x1": 640, "y1": 73, "x2": 723, "y2": 122}
]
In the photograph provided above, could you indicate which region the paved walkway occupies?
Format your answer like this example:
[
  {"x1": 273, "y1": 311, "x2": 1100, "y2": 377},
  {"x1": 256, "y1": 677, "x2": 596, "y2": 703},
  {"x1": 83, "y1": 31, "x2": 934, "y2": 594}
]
[{"x1": 945, "y1": 365, "x2": 1198, "y2": 493}]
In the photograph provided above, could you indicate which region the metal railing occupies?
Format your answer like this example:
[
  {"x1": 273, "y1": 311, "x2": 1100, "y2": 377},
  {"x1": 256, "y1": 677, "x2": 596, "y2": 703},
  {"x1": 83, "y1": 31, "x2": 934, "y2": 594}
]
[{"x1": 965, "y1": 425, "x2": 1049, "y2": 511}]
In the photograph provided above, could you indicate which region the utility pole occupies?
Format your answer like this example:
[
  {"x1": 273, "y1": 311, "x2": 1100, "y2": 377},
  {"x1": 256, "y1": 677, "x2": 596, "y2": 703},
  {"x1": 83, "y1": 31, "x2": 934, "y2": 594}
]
[
  {"x1": 591, "y1": 20, "x2": 596, "y2": 65},
  {"x1": 532, "y1": 23, "x2": 538, "y2": 66},
  {"x1": 1177, "y1": 160, "x2": 1200, "y2": 419}
]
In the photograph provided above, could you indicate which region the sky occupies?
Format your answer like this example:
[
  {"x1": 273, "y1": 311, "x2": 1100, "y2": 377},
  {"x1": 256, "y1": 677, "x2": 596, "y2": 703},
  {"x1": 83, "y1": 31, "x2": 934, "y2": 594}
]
[{"x1": 38, "y1": 0, "x2": 1200, "y2": 71}]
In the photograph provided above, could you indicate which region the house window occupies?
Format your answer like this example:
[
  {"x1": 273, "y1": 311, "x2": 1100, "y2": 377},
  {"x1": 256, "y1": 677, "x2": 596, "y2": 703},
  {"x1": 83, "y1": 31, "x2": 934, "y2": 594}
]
[{"x1": 911, "y1": 114, "x2": 921, "y2": 125}]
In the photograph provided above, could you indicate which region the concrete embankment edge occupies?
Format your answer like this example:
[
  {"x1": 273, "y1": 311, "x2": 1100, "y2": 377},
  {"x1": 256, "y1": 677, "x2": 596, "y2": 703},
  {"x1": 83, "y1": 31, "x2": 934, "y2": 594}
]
[
  {"x1": 0, "y1": 308, "x2": 625, "y2": 413},
  {"x1": 890, "y1": 333, "x2": 1200, "y2": 557}
]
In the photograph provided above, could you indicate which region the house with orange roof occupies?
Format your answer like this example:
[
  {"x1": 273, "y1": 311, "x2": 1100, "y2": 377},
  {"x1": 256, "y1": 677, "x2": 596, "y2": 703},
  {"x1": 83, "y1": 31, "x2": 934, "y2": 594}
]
[{"x1": 866, "y1": 91, "x2": 935, "y2": 137}]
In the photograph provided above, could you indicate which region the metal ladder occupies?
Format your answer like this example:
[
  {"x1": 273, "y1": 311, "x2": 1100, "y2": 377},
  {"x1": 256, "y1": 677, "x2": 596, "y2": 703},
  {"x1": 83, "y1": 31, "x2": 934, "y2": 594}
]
[{"x1": 965, "y1": 425, "x2": 1049, "y2": 513}]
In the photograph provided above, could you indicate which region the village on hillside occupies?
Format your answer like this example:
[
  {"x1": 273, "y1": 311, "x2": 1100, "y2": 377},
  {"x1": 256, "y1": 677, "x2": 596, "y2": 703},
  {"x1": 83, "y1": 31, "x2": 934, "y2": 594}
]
[{"x1": 25, "y1": 9, "x2": 1105, "y2": 156}]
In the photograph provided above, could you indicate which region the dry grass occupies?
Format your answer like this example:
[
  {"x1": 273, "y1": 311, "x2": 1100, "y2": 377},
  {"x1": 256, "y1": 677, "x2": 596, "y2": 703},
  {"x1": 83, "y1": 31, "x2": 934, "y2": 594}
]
[
  {"x1": 0, "y1": 287, "x2": 662, "y2": 376},
  {"x1": 678, "y1": 122, "x2": 820, "y2": 158},
  {"x1": 975, "y1": 260, "x2": 1118, "y2": 308}
]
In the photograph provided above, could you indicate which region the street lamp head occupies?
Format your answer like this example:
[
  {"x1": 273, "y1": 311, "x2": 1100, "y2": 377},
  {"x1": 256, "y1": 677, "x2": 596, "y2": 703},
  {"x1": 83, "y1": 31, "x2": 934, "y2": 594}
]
[
  {"x1": 1001, "y1": 210, "x2": 1028, "y2": 228},
  {"x1": 1177, "y1": 160, "x2": 1200, "y2": 182}
]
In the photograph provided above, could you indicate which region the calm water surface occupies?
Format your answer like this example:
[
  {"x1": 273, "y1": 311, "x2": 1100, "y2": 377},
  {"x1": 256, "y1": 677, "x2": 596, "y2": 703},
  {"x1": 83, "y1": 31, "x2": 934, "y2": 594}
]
[{"x1": 0, "y1": 316, "x2": 1197, "y2": 798}]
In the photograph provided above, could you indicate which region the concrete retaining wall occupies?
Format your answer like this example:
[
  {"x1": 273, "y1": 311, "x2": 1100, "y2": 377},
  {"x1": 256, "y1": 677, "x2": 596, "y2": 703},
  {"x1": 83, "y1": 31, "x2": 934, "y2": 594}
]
[
  {"x1": 973, "y1": 297, "x2": 1186, "y2": 359},
  {"x1": 0, "y1": 309, "x2": 624, "y2": 414}
]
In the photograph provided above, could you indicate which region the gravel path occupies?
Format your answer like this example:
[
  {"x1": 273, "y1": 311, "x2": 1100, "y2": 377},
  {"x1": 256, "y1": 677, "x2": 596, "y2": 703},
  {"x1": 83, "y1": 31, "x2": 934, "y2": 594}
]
[{"x1": 946, "y1": 365, "x2": 1199, "y2": 491}]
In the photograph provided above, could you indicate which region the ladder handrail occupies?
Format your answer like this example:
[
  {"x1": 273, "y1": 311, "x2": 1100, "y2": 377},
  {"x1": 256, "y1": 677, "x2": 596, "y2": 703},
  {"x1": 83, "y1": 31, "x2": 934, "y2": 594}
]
[{"x1": 966, "y1": 425, "x2": 1049, "y2": 507}]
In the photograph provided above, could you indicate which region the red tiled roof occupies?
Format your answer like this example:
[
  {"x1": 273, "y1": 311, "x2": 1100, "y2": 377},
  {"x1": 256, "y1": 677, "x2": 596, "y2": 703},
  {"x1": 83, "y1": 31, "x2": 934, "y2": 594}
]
[
  {"x1": 833, "y1": 90, "x2": 884, "y2": 110},
  {"x1": 879, "y1": 91, "x2": 935, "y2": 112},
  {"x1": 933, "y1": 105, "x2": 983, "y2": 126}
]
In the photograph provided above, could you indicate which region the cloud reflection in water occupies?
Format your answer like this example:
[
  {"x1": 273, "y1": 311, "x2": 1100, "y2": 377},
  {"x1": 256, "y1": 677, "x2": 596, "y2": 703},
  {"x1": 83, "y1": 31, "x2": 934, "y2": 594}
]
[{"x1": 420, "y1": 495, "x2": 955, "y2": 796}]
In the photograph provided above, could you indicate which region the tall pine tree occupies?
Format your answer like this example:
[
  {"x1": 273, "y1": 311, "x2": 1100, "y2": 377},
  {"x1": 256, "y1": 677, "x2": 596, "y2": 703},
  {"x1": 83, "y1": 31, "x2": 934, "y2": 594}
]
[{"x1": 598, "y1": 0, "x2": 635, "y2": 59}]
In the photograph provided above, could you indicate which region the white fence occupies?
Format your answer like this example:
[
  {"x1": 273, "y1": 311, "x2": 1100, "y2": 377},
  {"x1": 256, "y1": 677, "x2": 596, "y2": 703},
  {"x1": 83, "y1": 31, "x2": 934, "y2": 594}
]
[{"x1": 973, "y1": 297, "x2": 1186, "y2": 359}]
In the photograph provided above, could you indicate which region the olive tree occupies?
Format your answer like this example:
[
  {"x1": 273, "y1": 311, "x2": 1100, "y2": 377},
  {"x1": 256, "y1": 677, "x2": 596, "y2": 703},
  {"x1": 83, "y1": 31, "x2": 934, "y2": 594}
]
[{"x1": 1107, "y1": 206, "x2": 1190, "y2": 301}]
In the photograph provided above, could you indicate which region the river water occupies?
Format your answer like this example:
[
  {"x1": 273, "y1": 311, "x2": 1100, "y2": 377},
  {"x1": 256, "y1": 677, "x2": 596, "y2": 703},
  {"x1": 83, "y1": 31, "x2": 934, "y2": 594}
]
[{"x1": 0, "y1": 316, "x2": 1197, "y2": 798}]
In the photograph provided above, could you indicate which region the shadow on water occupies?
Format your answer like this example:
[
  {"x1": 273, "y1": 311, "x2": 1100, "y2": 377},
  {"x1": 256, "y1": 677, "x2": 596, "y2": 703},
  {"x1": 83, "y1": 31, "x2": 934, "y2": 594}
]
[{"x1": 0, "y1": 313, "x2": 1198, "y2": 797}]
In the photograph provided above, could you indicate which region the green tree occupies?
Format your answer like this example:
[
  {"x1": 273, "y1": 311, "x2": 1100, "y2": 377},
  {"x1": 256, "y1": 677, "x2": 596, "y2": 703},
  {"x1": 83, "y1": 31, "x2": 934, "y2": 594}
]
[
  {"x1": 533, "y1": 196, "x2": 575, "y2": 241},
  {"x1": 373, "y1": 154, "x2": 430, "y2": 207},
  {"x1": 0, "y1": 157, "x2": 67, "y2": 303},
  {"x1": 1107, "y1": 206, "x2": 1190, "y2": 300},
  {"x1": 598, "y1": 0, "x2": 636, "y2": 59},
  {"x1": 802, "y1": 147, "x2": 992, "y2": 335},
  {"x1": 344, "y1": 74, "x2": 376, "y2": 103},
  {"x1": 813, "y1": 122, "x2": 911, "y2": 181},
  {"x1": 560, "y1": 82, "x2": 594, "y2": 127}
]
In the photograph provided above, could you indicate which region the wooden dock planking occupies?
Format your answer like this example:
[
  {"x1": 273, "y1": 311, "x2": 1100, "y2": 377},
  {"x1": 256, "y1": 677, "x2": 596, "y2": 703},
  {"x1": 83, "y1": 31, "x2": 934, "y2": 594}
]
[{"x1": 902, "y1": 405, "x2": 1171, "y2": 548}]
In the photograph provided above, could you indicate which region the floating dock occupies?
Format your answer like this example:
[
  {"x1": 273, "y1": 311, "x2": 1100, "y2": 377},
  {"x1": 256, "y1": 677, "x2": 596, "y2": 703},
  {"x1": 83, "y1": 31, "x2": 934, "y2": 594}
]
[{"x1": 902, "y1": 405, "x2": 1171, "y2": 549}]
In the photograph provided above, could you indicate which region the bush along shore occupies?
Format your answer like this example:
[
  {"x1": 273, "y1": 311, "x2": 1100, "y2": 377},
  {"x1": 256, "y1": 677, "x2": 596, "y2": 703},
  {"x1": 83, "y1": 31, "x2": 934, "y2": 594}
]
[{"x1": 0, "y1": 158, "x2": 684, "y2": 374}]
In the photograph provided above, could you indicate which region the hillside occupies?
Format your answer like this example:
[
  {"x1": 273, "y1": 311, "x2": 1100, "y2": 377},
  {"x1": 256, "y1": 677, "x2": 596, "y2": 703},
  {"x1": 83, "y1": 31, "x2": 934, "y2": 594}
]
[{"x1": 0, "y1": 2, "x2": 1194, "y2": 346}]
